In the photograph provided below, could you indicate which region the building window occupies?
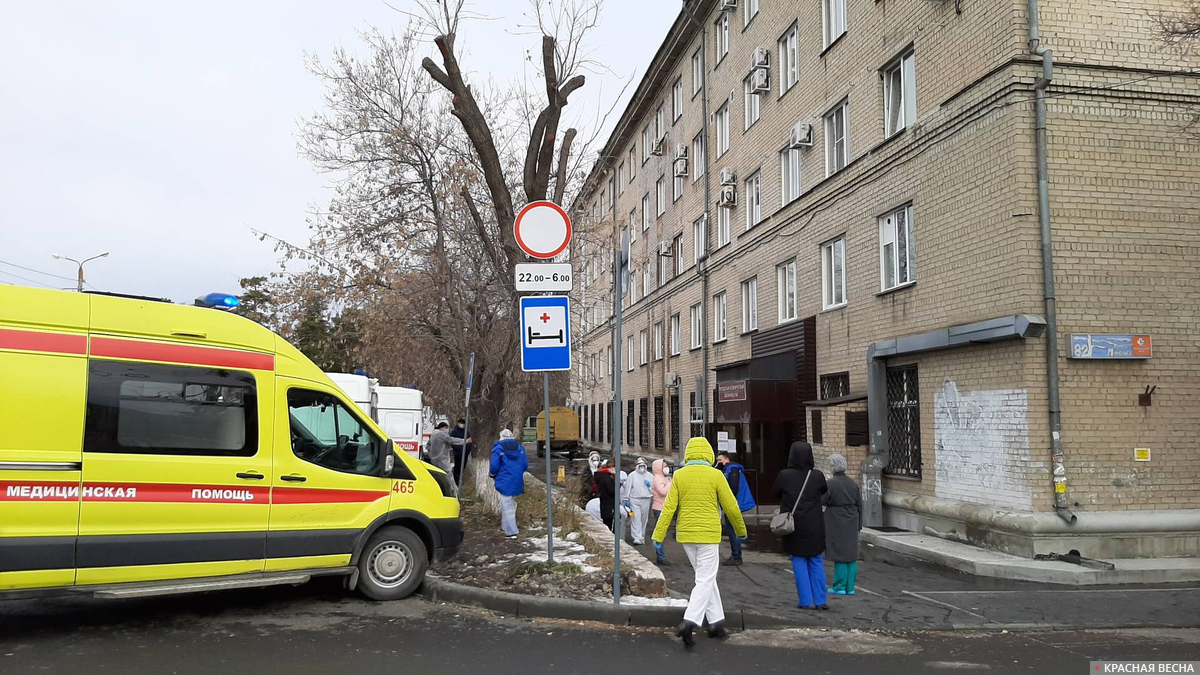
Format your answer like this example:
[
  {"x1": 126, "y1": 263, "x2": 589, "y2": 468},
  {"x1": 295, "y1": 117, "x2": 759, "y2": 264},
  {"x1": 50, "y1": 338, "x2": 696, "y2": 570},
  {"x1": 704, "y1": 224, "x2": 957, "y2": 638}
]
[
  {"x1": 779, "y1": 24, "x2": 799, "y2": 95},
  {"x1": 744, "y1": 171, "x2": 761, "y2": 229},
  {"x1": 629, "y1": 147, "x2": 636, "y2": 179},
  {"x1": 670, "y1": 394, "x2": 681, "y2": 452},
  {"x1": 627, "y1": 335, "x2": 634, "y2": 371},
  {"x1": 643, "y1": 267, "x2": 653, "y2": 296},
  {"x1": 639, "y1": 398, "x2": 649, "y2": 447},
  {"x1": 641, "y1": 194, "x2": 651, "y2": 231},
  {"x1": 880, "y1": 204, "x2": 915, "y2": 291},
  {"x1": 598, "y1": 403, "x2": 604, "y2": 444},
  {"x1": 674, "y1": 233, "x2": 685, "y2": 275},
  {"x1": 741, "y1": 277, "x2": 758, "y2": 333},
  {"x1": 653, "y1": 322, "x2": 664, "y2": 361},
  {"x1": 822, "y1": 237, "x2": 847, "y2": 309},
  {"x1": 627, "y1": 400, "x2": 635, "y2": 446},
  {"x1": 884, "y1": 50, "x2": 917, "y2": 137},
  {"x1": 713, "y1": 291, "x2": 727, "y2": 342},
  {"x1": 780, "y1": 147, "x2": 801, "y2": 204},
  {"x1": 715, "y1": 103, "x2": 730, "y2": 156},
  {"x1": 674, "y1": 171, "x2": 684, "y2": 202},
  {"x1": 690, "y1": 303, "x2": 702, "y2": 349},
  {"x1": 716, "y1": 206, "x2": 731, "y2": 248},
  {"x1": 820, "y1": 372, "x2": 850, "y2": 400},
  {"x1": 823, "y1": 0, "x2": 847, "y2": 48},
  {"x1": 744, "y1": 0, "x2": 759, "y2": 26},
  {"x1": 654, "y1": 396, "x2": 665, "y2": 449},
  {"x1": 715, "y1": 12, "x2": 729, "y2": 61},
  {"x1": 607, "y1": 345, "x2": 613, "y2": 377},
  {"x1": 618, "y1": 163, "x2": 625, "y2": 194},
  {"x1": 659, "y1": 245, "x2": 670, "y2": 286},
  {"x1": 656, "y1": 176, "x2": 666, "y2": 216},
  {"x1": 692, "y1": 215, "x2": 707, "y2": 265},
  {"x1": 670, "y1": 313, "x2": 681, "y2": 355},
  {"x1": 692, "y1": 47, "x2": 704, "y2": 94},
  {"x1": 884, "y1": 365, "x2": 922, "y2": 478},
  {"x1": 692, "y1": 131, "x2": 706, "y2": 183},
  {"x1": 743, "y1": 75, "x2": 761, "y2": 129},
  {"x1": 776, "y1": 259, "x2": 796, "y2": 322},
  {"x1": 639, "y1": 329, "x2": 648, "y2": 365},
  {"x1": 655, "y1": 105, "x2": 664, "y2": 140},
  {"x1": 641, "y1": 125, "x2": 651, "y2": 163},
  {"x1": 825, "y1": 101, "x2": 848, "y2": 176},
  {"x1": 673, "y1": 78, "x2": 684, "y2": 121}
]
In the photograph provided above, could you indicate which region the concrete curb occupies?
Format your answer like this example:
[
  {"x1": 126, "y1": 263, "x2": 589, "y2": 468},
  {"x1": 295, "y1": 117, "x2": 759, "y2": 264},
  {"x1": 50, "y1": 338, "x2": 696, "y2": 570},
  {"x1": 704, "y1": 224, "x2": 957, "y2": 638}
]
[{"x1": 417, "y1": 577, "x2": 810, "y2": 629}]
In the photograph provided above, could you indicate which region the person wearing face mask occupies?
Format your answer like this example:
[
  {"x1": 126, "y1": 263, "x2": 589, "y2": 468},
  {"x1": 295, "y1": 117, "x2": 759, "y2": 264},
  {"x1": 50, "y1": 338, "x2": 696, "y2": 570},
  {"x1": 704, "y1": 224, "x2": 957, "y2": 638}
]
[
  {"x1": 580, "y1": 451, "x2": 602, "y2": 507},
  {"x1": 650, "y1": 459, "x2": 673, "y2": 565},
  {"x1": 626, "y1": 458, "x2": 655, "y2": 546}
]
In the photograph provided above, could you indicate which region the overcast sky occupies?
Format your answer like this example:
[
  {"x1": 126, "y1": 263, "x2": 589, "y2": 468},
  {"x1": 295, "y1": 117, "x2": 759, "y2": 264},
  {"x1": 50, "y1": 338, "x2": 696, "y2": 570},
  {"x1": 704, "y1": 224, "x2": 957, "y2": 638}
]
[{"x1": 0, "y1": 1, "x2": 677, "y2": 303}]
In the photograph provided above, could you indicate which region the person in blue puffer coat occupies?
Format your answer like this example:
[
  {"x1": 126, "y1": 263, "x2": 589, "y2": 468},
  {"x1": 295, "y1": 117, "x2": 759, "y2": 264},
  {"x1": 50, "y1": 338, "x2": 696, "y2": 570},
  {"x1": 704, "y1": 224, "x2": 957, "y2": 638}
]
[
  {"x1": 716, "y1": 450, "x2": 757, "y2": 565},
  {"x1": 489, "y1": 429, "x2": 529, "y2": 538}
]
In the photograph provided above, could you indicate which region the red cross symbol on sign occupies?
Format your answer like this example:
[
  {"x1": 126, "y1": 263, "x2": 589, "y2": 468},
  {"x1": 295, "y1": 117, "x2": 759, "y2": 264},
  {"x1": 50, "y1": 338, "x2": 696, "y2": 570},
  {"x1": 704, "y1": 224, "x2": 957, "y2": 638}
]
[{"x1": 540, "y1": 313, "x2": 551, "y2": 323}]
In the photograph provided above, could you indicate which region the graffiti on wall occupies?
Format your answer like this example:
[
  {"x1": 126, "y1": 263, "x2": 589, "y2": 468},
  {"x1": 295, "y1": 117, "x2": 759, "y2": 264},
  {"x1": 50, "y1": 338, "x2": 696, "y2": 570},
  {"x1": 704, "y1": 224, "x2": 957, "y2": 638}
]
[{"x1": 934, "y1": 380, "x2": 1032, "y2": 511}]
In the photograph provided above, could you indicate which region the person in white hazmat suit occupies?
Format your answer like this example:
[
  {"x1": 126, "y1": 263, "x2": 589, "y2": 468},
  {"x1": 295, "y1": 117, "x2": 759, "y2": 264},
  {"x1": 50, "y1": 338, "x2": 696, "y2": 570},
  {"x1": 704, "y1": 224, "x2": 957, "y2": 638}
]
[{"x1": 626, "y1": 457, "x2": 655, "y2": 545}]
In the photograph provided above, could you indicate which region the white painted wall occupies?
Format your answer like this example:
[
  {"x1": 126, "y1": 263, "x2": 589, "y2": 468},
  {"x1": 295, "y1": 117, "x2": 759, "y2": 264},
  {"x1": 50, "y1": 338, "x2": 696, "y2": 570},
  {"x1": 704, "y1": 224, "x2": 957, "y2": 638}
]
[{"x1": 934, "y1": 381, "x2": 1033, "y2": 511}]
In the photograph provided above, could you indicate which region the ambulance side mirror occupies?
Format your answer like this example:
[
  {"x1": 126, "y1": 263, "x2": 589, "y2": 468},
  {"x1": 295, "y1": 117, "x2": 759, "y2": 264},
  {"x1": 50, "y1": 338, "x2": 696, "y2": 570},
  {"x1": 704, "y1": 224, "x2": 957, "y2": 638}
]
[{"x1": 382, "y1": 440, "x2": 396, "y2": 476}]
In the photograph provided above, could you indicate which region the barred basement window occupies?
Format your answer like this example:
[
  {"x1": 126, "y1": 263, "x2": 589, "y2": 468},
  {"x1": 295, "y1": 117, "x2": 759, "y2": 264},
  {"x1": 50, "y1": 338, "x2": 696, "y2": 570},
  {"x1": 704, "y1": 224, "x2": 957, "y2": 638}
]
[
  {"x1": 627, "y1": 400, "x2": 635, "y2": 446},
  {"x1": 670, "y1": 394, "x2": 681, "y2": 452},
  {"x1": 598, "y1": 403, "x2": 605, "y2": 444},
  {"x1": 884, "y1": 365, "x2": 922, "y2": 478},
  {"x1": 607, "y1": 401, "x2": 615, "y2": 443},
  {"x1": 639, "y1": 398, "x2": 649, "y2": 447},
  {"x1": 654, "y1": 396, "x2": 665, "y2": 449},
  {"x1": 820, "y1": 372, "x2": 850, "y2": 400}
]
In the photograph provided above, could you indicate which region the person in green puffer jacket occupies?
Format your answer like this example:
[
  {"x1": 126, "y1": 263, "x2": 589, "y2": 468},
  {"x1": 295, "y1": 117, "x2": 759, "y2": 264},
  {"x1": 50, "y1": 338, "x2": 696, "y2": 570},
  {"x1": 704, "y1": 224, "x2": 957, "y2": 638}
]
[{"x1": 652, "y1": 437, "x2": 747, "y2": 647}]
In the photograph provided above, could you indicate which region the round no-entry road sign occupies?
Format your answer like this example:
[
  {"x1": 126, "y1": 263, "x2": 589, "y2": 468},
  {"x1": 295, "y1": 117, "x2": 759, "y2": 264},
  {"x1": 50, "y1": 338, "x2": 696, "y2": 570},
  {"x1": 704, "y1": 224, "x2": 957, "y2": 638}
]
[{"x1": 514, "y1": 201, "x2": 572, "y2": 259}]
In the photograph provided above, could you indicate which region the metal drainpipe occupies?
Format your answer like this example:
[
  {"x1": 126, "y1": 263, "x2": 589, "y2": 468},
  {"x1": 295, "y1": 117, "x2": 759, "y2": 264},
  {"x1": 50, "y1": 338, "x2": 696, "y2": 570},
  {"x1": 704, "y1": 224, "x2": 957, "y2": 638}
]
[
  {"x1": 1029, "y1": 0, "x2": 1076, "y2": 525},
  {"x1": 682, "y1": 1, "x2": 713, "y2": 460}
]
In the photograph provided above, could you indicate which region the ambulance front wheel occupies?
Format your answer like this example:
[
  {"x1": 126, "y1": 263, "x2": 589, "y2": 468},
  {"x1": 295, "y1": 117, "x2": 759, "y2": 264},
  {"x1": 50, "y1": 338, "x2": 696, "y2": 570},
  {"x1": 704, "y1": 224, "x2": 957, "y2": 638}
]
[{"x1": 358, "y1": 526, "x2": 429, "y2": 601}]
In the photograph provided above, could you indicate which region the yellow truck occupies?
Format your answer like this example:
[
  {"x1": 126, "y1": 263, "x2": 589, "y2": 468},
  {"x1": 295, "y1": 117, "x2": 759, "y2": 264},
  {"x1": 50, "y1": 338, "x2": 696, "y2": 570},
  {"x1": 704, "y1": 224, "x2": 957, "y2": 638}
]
[
  {"x1": 0, "y1": 286, "x2": 461, "y2": 601},
  {"x1": 533, "y1": 406, "x2": 580, "y2": 458}
]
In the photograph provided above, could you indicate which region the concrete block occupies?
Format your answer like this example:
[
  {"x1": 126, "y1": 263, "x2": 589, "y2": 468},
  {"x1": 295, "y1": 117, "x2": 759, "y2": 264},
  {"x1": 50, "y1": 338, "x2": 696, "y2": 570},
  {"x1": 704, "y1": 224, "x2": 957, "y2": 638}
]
[{"x1": 518, "y1": 595, "x2": 631, "y2": 625}]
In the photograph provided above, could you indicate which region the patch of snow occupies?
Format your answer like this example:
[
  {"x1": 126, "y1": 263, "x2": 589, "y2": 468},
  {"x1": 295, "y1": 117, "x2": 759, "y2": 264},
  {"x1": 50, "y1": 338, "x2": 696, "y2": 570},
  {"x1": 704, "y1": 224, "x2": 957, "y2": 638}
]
[
  {"x1": 520, "y1": 534, "x2": 602, "y2": 574},
  {"x1": 589, "y1": 595, "x2": 687, "y2": 607},
  {"x1": 565, "y1": 532, "x2": 581, "y2": 542}
]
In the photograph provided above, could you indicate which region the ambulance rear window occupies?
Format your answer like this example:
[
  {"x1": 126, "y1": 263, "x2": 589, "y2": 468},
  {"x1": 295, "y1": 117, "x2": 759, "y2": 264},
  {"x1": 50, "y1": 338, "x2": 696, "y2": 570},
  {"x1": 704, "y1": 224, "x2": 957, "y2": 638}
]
[{"x1": 84, "y1": 360, "x2": 258, "y2": 457}]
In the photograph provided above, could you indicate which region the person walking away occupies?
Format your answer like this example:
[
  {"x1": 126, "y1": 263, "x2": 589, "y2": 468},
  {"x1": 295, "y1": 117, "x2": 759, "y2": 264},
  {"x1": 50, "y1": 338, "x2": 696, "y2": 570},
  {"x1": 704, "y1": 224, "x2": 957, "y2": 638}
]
[
  {"x1": 626, "y1": 458, "x2": 655, "y2": 546},
  {"x1": 823, "y1": 453, "x2": 862, "y2": 595},
  {"x1": 489, "y1": 429, "x2": 528, "y2": 538},
  {"x1": 650, "y1": 459, "x2": 673, "y2": 565},
  {"x1": 652, "y1": 438, "x2": 747, "y2": 646},
  {"x1": 594, "y1": 460, "x2": 617, "y2": 531},
  {"x1": 715, "y1": 451, "x2": 757, "y2": 566},
  {"x1": 428, "y1": 422, "x2": 469, "y2": 483},
  {"x1": 450, "y1": 419, "x2": 474, "y2": 486},
  {"x1": 774, "y1": 441, "x2": 829, "y2": 610}
]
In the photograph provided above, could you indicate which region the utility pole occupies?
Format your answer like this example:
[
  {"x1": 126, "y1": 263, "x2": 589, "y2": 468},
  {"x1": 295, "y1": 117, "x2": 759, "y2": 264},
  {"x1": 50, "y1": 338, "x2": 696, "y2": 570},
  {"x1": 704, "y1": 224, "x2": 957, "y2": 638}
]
[
  {"x1": 611, "y1": 227, "x2": 629, "y2": 604},
  {"x1": 52, "y1": 252, "x2": 109, "y2": 292}
]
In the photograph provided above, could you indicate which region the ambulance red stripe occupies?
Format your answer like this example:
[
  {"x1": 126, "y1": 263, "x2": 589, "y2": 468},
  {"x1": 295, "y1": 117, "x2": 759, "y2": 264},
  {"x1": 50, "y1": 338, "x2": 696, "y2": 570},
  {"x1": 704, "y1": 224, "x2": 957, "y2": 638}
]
[
  {"x1": 271, "y1": 486, "x2": 390, "y2": 504},
  {"x1": 90, "y1": 336, "x2": 275, "y2": 371},
  {"x1": 0, "y1": 328, "x2": 87, "y2": 356},
  {"x1": 0, "y1": 481, "x2": 383, "y2": 504}
]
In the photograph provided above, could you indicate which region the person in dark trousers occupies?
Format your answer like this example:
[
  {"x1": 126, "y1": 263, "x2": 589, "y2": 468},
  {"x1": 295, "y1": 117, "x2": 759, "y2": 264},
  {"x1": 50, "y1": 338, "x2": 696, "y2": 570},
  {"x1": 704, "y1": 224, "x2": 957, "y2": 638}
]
[
  {"x1": 715, "y1": 451, "x2": 756, "y2": 565},
  {"x1": 594, "y1": 460, "x2": 617, "y2": 531},
  {"x1": 774, "y1": 441, "x2": 829, "y2": 610},
  {"x1": 823, "y1": 453, "x2": 863, "y2": 595},
  {"x1": 449, "y1": 419, "x2": 473, "y2": 486}
]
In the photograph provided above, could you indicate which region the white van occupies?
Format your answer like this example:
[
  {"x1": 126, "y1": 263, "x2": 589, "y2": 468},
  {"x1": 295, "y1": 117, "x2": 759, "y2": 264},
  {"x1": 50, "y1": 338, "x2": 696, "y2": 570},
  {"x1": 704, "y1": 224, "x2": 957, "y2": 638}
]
[
  {"x1": 325, "y1": 373, "x2": 376, "y2": 418},
  {"x1": 377, "y1": 386, "x2": 423, "y2": 459}
]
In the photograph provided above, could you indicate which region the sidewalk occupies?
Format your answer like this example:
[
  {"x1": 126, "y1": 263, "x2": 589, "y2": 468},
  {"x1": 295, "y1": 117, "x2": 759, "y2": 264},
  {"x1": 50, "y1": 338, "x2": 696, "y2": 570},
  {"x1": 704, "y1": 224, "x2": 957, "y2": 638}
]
[{"x1": 634, "y1": 529, "x2": 1200, "y2": 630}]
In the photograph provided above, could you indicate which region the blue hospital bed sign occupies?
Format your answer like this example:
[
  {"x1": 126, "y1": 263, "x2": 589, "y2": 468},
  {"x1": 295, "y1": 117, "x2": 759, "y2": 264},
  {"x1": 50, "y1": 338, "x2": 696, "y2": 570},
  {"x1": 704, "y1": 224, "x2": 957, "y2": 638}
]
[
  {"x1": 520, "y1": 295, "x2": 572, "y2": 372},
  {"x1": 1069, "y1": 334, "x2": 1152, "y2": 359}
]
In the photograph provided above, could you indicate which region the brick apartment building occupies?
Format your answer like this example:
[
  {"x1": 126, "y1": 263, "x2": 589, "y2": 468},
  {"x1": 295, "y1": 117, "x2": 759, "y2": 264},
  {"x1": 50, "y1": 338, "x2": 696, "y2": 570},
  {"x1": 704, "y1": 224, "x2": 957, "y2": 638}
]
[{"x1": 568, "y1": 0, "x2": 1199, "y2": 559}]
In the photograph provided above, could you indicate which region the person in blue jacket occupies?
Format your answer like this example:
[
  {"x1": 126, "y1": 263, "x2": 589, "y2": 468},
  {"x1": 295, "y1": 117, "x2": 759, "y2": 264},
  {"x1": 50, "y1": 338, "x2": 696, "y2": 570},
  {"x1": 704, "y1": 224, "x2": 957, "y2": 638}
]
[
  {"x1": 489, "y1": 429, "x2": 529, "y2": 538},
  {"x1": 716, "y1": 450, "x2": 757, "y2": 565}
]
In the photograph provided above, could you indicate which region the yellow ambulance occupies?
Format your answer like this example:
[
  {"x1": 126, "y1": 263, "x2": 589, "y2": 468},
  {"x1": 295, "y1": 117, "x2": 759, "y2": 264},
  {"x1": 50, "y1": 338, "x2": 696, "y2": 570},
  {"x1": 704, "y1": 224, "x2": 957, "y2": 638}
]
[{"x1": 0, "y1": 286, "x2": 461, "y2": 601}]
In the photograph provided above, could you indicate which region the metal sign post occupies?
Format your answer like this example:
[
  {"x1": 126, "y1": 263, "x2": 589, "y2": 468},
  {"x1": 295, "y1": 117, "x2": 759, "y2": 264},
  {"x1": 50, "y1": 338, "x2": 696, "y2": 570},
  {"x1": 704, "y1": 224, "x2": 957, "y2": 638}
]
[
  {"x1": 611, "y1": 226, "x2": 629, "y2": 605},
  {"x1": 460, "y1": 352, "x2": 474, "y2": 488},
  {"x1": 543, "y1": 371, "x2": 553, "y2": 563}
]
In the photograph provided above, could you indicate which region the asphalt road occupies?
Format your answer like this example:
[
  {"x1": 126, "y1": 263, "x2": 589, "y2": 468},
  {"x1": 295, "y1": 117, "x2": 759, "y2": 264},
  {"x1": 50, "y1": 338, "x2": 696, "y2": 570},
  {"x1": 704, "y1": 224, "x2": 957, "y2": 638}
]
[{"x1": 3, "y1": 581, "x2": 1198, "y2": 674}]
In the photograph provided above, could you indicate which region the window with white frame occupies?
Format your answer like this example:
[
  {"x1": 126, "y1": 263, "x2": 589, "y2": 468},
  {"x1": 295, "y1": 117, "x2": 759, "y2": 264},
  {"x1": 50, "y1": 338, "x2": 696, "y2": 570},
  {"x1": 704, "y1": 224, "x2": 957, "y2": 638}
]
[
  {"x1": 823, "y1": 0, "x2": 847, "y2": 48},
  {"x1": 745, "y1": 171, "x2": 761, "y2": 229},
  {"x1": 777, "y1": 259, "x2": 796, "y2": 322},
  {"x1": 674, "y1": 233, "x2": 685, "y2": 276},
  {"x1": 715, "y1": 103, "x2": 730, "y2": 156},
  {"x1": 627, "y1": 335, "x2": 634, "y2": 371},
  {"x1": 822, "y1": 237, "x2": 847, "y2": 309},
  {"x1": 608, "y1": 176, "x2": 616, "y2": 212},
  {"x1": 693, "y1": 215, "x2": 706, "y2": 265},
  {"x1": 672, "y1": 78, "x2": 684, "y2": 121},
  {"x1": 713, "y1": 292, "x2": 727, "y2": 342},
  {"x1": 741, "y1": 277, "x2": 758, "y2": 333},
  {"x1": 780, "y1": 147, "x2": 801, "y2": 204},
  {"x1": 692, "y1": 48, "x2": 704, "y2": 94},
  {"x1": 884, "y1": 51, "x2": 917, "y2": 137},
  {"x1": 743, "y1": 75, "x2": 761, "y2": 129},
  {"x1": 717, "y1": 206, "x2": 731, "y2": 247},
  {"x1": 643, "y1": 267, "x2": 652, "y2": 296},
  {"x1": 607, "y1": 345, "x2": 613, "y2": 377},
  {"x1": 690, "y1": 303, "x2": 702, "y2": 348},
  {"x1": 779, "y1": 25, "x2": 798, "y2": 95},
  {"x1": 655, "y1": 176, "x2": 666, "y2": 216},
  {"x1": 629, "y1": 147, "x2": 636, "y2": 179},
  {"x1": 825, "y1": 101, "x2": 848, "y2": 176},
  {"x1": 879, "y1": 204, "x2": 915, "y2": 291},
  {"x1": 597, "y1": 351, "x2": 603, "y2": 380},
  {"x1": 674, "y1": 171, "x2": 683, "y2": 202},
  {"x1": 659, "y1": 246, "x2": 670, "y2": 286},
  {"x1": 692, "y1": 132, "x2": 706, "y2": 182},
  {"x1": 715, "y1": 12, "x2": 729, "y2": 61},
  {"x1": 670, "y1": 313, "x2": 681, "y2": 355},
  {"x1": 629, "y1": 210, "x2": 637, "y2": 242},
  {"x1": 655, "y1": 105, "x2": 664, "y2": 140},
  {"x1": 653, "y1": 322, "x2": 664, "y2": 360},
  {"x1": 618, "y1": 163, "x2": 625, "y2": 194},
  {"x1": 641, "y1": 125, "x2": 651, "y2": 163},
  {"x1": 744, "y1": 0, "x2": 759, "y2": 26},
  {"x1": 641, "y1": 194, "x2": 650, "y2": 230},
  {"x1": 629, "y1": 269, "x2": 637, "y2": 303},
  {"x1": 639, "y1": 329, "x2": 648, "y2": 365}
]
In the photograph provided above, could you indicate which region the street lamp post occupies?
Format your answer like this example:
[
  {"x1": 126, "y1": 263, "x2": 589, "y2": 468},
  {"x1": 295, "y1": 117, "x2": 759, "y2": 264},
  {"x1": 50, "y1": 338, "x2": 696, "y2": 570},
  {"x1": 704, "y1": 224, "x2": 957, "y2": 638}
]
[{"x1": 52, "y1": 252, "x2": 109, "y2": 292}]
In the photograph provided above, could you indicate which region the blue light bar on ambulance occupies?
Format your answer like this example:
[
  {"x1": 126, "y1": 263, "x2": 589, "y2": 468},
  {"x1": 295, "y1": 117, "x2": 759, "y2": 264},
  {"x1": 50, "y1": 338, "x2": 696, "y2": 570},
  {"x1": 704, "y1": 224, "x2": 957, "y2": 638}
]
[{"x1": 195, "y1": 292, "x2": 241, "y2": 310}]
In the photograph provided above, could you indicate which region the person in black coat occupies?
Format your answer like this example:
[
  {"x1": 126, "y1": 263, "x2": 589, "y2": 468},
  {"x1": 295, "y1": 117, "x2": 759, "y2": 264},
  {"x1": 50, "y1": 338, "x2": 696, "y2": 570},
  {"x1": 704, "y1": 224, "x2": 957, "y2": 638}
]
[
  {"x1": 595, "y1": 464, "x2": 617, "y2": 531},
  {"x1": 774, "y1": 441, "x2": 829, "y2": 610}
]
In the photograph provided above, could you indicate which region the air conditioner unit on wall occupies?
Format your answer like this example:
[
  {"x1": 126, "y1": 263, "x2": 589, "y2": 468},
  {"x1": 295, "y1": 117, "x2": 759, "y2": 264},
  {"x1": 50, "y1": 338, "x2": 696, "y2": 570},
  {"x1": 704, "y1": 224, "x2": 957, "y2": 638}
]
[
  {"x1": 718, "y1": 184, "x2": 737, "y2": 208},
  {"x1": 718, "y1": 0, "x2": 737, "y2": 11},
  {"x1": 673, "y1": 157, "x2": 689, "y2": 178},
  {"x1": 751, "y1": 46, "x2": 769, "y2": 70},
  {"x1": 665, "y1": 371, "x2": 681, "y2": 387},
  {"x1": 690, "y1": 406, "x2": 705, "y2": 424},
  {"x1": 675, "y1": 144, "x2": 688, "y2": 159},
  {"x1": 659, "y1": 241, "x2": 672, "y2": 255},
  {"x1": 789, "y1": 122, "x2": 814, "y2": 148},
  {"x1": 719, "y1": 167, "x2": 736, "y2": 185},
  {"x1": 751, "y1": 67, "x2": 770, "y2": 94},
  {"x1": 650, "y1": 138, "x2": 664, "y2": 156}
]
